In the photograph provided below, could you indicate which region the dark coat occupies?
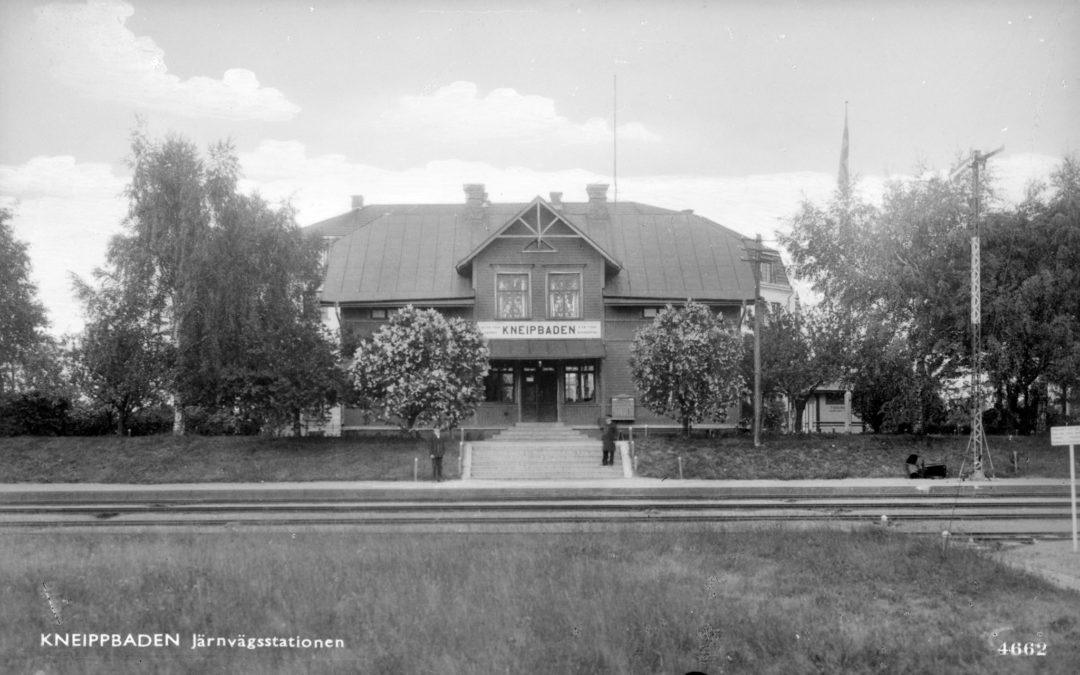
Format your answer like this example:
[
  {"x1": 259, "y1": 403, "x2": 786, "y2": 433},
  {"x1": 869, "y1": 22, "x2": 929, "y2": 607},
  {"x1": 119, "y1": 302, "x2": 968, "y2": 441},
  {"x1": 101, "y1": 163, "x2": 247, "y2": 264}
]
[
  {"x1": 430, "y1": 433, "x2": 446, "y2": 458},
  {"x1": 601, "y1": 421, "x2": 617, "y2": 452}
]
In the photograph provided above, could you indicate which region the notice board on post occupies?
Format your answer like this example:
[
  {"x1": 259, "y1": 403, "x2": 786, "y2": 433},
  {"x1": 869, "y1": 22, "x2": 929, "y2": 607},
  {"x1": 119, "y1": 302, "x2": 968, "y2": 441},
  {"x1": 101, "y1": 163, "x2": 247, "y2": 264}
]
[{"x1": 611, "y1": 396, "x2": 635, "y2": 422}]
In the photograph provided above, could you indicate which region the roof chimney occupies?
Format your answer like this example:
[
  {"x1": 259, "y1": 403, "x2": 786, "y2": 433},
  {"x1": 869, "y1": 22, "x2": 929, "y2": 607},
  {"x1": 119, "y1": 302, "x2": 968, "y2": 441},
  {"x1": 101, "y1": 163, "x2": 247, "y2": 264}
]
[
  {"x1": 549, "y1": 191, "x2": 563, "y2": 210},
  {"x1": 464, "y1": 183, "x2": 487, "y2": 226},
  {"x1": 464, "y1": 183, "x2": 487, "y2": 207},
  {"x1": 586, "y1": 183, "x2": 609, "y2": 219},
  {"x1": 351, "y1": 195, "x2": 364, "y2": 210}
]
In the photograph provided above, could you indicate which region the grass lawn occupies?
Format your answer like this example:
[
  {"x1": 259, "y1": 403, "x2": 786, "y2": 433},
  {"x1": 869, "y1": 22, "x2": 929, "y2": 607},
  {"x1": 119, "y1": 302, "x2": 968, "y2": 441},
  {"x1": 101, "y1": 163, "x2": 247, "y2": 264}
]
[
  {"x1": 0, "y1": 431, "x2": 1070, "y2": 483},
  {"x1": 2, "y1": 528, "x2": 1076, "y2": 674},
  {"x1": 633, "y1": 432, "x2": 1070, "y2": 480},
  {"x1": 0, "y1": 435, "x2": 457, "y2": 484}
]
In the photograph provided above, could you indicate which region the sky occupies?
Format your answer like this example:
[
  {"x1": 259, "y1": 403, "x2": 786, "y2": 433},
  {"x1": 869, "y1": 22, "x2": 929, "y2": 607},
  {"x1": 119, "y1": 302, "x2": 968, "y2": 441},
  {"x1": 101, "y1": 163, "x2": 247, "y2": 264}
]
[{"x1": 1, "y1": 0, "x2": 1077, "y2": 335}]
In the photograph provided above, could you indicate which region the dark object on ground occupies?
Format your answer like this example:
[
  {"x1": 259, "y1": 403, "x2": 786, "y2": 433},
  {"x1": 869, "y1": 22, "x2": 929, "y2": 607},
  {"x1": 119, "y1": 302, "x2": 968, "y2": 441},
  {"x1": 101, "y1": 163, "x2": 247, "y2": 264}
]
[{"x1": 905, "y1": 454, "x2": 948, "y2": 479}]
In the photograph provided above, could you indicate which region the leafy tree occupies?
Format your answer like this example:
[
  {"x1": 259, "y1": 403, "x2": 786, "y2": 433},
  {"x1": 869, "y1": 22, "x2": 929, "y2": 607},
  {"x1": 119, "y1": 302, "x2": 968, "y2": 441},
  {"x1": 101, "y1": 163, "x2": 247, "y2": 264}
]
[
  {"x1": 981, "y1": 158, "x2": 1080, "y2": 431},
  {"x1": 781, "y1": 176, "x2": 983, "y2": 432},
  {"x1": 0, "y1": 206, "x2": 50, "y2": 394},
  {"x1": 630, "y1": 301, "x2": 745, "y2": 437},
  {"x1": 112, "y1": 129, "x2": 215, "y2": 433},
  {"x1": 220, "y1": 320, "x2": 345, "y2": 436},
  {"x1": 105, "y1": 128, "x2": 341, "y2": 434},
  {"x1": 349, "y1": 306, "x2": 489, "y2": 431},
  {"x1": 752, "y1": 304, "x2": 855, "y2": 433},
  {"x1": 71, "y1": 270, "x2": 171, "y2": 435},
  {"x1": 847, "y1": 322, "x2": 916, "y2": 433},
  {"x1": 179, "y1": 188, "x2": 341, "y2": 435}
]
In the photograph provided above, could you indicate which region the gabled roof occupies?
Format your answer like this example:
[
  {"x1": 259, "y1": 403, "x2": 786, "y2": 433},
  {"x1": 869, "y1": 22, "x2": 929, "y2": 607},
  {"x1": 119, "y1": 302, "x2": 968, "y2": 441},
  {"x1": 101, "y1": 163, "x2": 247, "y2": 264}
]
[
  {"x1": 455, "y1": 197, "x2": 622, "y2": 274},
  {"x1": 306, "y1": 197, "x2": 787, "y2": 305}
]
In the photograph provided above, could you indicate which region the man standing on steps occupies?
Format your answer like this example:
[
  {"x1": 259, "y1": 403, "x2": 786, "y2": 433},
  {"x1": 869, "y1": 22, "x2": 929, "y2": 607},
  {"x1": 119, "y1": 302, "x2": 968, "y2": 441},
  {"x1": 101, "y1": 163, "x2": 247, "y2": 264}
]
[
  {"x1": 601, "y1": 416, "x2": 617, "y2": 466},
  {"x1": 430, "y1": 425, "x2": 446, "y2": 482}
]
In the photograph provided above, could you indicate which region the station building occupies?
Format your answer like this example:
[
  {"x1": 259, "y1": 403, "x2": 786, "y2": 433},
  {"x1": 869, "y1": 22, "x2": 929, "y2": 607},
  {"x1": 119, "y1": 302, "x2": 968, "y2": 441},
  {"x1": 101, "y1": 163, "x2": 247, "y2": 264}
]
[{"x1": 306, "y1": 184, "x2": 794, "y2": 433}]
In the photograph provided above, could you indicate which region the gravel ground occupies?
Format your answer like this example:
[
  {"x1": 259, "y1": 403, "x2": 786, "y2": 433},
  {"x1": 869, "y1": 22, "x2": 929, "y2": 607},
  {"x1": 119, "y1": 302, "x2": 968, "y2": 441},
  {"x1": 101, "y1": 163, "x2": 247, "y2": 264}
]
[{"x1": 988, "y1": 539, "x2": 1080, "y2": 593}]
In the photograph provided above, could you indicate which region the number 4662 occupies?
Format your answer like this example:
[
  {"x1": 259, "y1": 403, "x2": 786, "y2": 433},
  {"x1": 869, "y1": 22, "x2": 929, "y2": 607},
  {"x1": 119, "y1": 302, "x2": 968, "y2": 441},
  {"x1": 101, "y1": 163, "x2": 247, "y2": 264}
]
[{"x1": 998, "y1": 642, "x2": 1047, "y2": 656}]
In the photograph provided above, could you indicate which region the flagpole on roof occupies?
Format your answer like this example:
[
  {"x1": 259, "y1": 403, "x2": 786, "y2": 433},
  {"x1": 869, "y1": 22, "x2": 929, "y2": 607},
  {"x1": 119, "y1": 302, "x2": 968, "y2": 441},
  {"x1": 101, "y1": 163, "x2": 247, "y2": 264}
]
[{"x1": 613, "y1": 73, "x2": 618, "y2": 206}]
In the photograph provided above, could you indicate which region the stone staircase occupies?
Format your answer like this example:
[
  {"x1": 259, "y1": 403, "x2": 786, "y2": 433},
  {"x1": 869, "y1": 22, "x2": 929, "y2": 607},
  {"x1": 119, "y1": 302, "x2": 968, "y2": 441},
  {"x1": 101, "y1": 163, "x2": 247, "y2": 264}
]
[{"x1": 464, "y1": 423, "x2": 630, "y2": 480}]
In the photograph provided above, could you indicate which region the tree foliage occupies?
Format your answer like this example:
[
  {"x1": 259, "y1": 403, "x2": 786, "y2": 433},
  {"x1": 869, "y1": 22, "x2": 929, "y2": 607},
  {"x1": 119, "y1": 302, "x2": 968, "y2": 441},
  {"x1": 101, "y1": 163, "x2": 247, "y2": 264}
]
[
  {"x1": 781, "y1": 159, "x2": 1080, "y2": 433},
  {"x1": 980, "y1": 159, "x2": 1080, "y2": 430},
  {"x1": 71, "y1": 270, "x2": 171, "y2": 435},
  {"x1": 630, "y1": 301, "x2": 746, "y2": 436},
  {"x1": 847, "y1": 321, "x2": 917, "y2": 433},
  {"x1": 98, "y1": 128, "x2": 341, "y2": 434},
  {"x1": 348, "y1": 306, "x2": 489, "y2": 431},
  {"x1": 748, "y1": 304, "x2": 855, "y2": 432},
  {"x1": 0, "y1": 206, "x2": 51, "y2": 394}
]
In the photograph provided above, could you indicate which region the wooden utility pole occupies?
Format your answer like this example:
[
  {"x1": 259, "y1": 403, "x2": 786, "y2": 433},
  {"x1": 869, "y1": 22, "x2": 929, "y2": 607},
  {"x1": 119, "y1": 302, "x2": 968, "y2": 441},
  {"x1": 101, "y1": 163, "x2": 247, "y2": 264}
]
[{"x1": 743, "y1": 235, "x2": 780, "y2": 447}]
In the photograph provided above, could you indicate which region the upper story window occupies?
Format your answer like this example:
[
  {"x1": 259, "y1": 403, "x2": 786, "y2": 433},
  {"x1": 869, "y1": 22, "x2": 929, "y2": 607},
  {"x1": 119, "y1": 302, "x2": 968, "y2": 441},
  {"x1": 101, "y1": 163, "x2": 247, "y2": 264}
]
[
  {"x1": 496, "y1": 273, "x2": 530, "y2": 319},
  {"x1": 547, "y1": 272, "x2": 581, "y2": 319},
  {"x1": 760, "y1": 261, "x2": 786, "y2": 285}
]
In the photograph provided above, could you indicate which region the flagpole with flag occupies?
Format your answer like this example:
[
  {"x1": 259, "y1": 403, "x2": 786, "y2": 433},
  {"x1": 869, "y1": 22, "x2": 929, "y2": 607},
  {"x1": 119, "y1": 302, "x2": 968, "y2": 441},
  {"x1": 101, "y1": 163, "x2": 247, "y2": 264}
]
[{"x1": 838, "y1": 101, "x2": 850, "y2": 196}]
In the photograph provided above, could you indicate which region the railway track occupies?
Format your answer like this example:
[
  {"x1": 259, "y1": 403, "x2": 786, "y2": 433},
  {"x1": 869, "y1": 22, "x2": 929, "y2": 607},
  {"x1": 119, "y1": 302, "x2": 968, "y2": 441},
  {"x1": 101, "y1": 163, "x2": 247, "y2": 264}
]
[{"x1": 1, "y1": 482, "x2": 1074, "y2": 539}]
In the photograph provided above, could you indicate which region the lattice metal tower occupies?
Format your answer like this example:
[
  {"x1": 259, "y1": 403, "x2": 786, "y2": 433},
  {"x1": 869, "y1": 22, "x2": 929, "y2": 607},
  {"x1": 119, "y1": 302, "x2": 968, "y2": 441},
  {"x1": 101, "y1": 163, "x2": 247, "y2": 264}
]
[{"x1": 960, "y1": 147, "x2": 1002, "y2": 481}]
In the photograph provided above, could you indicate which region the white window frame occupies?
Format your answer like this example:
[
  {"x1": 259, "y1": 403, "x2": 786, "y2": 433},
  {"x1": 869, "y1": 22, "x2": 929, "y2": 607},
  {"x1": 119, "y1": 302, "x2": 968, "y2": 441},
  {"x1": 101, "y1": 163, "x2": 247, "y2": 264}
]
[
  {"x1": 494, "y1": 269, "x2": 531, "y2": 319},
  {"x1": 546, "y1": 270, "x2": 583, "y2": 320}
]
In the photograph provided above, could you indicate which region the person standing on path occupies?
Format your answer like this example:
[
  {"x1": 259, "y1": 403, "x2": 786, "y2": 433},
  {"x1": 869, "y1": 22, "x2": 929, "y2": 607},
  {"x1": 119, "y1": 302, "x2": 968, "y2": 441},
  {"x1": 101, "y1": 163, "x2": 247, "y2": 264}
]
[
  {"x1": 601, "y1": 416, "x2": 617, "y2": 466},
  {"x1": 430, "y1": 426, "x2": 446, "y2": 482}
]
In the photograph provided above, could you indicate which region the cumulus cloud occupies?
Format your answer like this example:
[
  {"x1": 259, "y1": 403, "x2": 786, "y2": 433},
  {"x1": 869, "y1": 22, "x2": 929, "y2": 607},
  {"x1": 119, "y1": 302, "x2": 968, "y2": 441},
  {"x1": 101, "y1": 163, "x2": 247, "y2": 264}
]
[
  {"x1": 378, "y1": 81, "x2": 659, "y2": 146},
  {"x1": 2, "y1": 144, "x2": 1062, "y2": 335},
  {"x1": 0, "y1": 156, "x2": 128, "y2": 334},
  {"x1": 34, "y1": 0, "x2": 300, "y2": 121}
]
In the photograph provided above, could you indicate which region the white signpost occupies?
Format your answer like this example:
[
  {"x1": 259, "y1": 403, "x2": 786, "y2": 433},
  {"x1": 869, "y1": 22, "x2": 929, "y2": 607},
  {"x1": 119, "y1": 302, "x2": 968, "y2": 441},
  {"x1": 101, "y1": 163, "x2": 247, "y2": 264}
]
[{"x1": 1050, "y1": 425, "x2": 1080, "y2": 553}]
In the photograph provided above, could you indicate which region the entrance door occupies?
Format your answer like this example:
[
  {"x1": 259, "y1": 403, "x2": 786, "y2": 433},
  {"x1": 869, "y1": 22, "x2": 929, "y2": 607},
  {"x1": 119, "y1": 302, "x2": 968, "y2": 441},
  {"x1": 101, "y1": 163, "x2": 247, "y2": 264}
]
[{"x1": 521, "y1": 362, "x2": 558, "y2": 422}]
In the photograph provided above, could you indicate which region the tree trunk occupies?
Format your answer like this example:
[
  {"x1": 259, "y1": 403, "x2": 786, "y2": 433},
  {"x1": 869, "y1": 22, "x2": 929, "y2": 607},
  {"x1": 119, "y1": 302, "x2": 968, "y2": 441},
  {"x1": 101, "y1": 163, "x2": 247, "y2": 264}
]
[
  {"x1": 171, "y1": 305, "x2": 186, "y2": 436},
  {"x1": 173, "y1": 404, "x2": 186, "y2": 436},
  {"x1": 793, "y1": 399, "x2": 807, "y2": 433}
]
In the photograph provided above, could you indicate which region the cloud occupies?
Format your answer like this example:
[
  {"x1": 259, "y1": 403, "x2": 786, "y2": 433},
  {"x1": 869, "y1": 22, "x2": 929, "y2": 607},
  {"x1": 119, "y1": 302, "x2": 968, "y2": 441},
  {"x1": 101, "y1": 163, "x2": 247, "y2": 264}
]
[
  {"x1": 1, "y1": 156, "x2": 128, "y2": 335},
  {"x1": 34, "y1": 0, "x2": 300, "y2": 121},
  {"x1": 377, "y1": 81, "x2": 659, "y2": 146},
  {"x1": 2, "y1": 145, "x2": 1062, "y2": 336}
]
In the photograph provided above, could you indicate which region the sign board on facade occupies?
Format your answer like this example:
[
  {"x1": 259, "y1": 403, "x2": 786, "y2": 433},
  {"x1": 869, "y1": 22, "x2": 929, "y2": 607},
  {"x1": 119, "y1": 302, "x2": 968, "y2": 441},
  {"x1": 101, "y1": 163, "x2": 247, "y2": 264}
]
[
  {"x1": 1050, "y1": 426, "x2": 1080, "y2": 446},
  {"x1": 477, "y1": 321, "x2": 602, "y2": 340},
  {"x1": 611, "y1": 397, "x2": 635, "y2": 421}
]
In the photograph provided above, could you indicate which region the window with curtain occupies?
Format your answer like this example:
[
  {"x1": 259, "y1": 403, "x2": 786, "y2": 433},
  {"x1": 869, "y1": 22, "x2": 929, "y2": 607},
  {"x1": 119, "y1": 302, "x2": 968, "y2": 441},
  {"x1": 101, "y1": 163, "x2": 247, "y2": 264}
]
[
  {"x1": 564, "y1": 362, "x2": 596, "y2": 402},
  {"x1": 547, "y1": 272, "x2": 581, "y2": 319},
  {"x1": 496, "y1": 273, "x2": 529, "y2": 319}
]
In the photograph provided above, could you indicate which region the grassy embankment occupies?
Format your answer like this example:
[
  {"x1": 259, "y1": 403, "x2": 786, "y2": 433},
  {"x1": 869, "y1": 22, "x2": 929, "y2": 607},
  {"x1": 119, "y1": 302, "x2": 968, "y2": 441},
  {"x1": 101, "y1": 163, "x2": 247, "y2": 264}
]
[
  {"x1": 3, "y1": 528, "x2": 1076, "y2": 674},
  {"x1": 0, "y1": 432, "x2": 1067, "y2": 483},
  {"x1": 633, "y1": 432, "x2": 1066, "y2": 480},
  {"x1": 0, "y1": 435, "x2": 458, "y2": 483}
]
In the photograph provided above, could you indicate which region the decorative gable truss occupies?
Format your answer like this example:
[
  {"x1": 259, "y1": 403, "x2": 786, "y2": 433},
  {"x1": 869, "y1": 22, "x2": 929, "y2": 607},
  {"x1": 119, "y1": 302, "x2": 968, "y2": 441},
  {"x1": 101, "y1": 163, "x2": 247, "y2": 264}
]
[
  {"x1": 456, "y1": 197, "x2": 621, "y2": 274},
  {"x1": 502, "y1": 200, "x2": 575, "y2": 252}
]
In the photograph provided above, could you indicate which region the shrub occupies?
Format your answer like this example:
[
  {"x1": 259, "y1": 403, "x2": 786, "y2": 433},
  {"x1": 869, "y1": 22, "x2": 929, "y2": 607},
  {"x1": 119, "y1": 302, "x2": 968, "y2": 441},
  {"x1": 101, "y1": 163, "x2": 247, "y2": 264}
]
[{"x1": 0, "y1": 391, "x2": 71, "y2": 436}]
